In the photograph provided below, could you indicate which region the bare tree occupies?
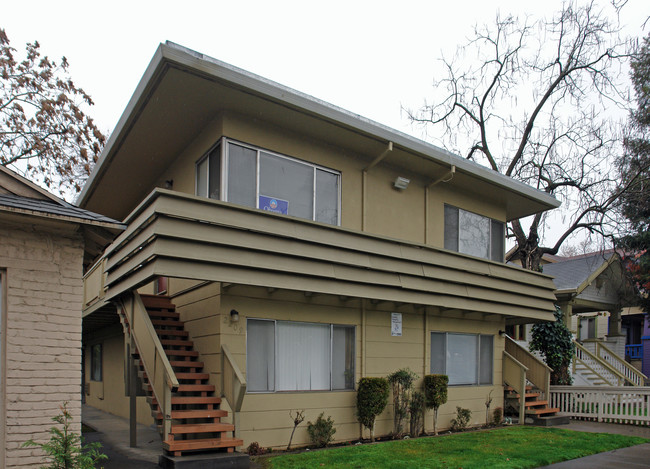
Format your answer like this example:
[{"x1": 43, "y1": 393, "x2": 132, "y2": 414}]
[
  {"x1": 407, "y1": 1, "x2": 645, "y2": 270},
  {"x1": 0, "y1": 29, "x2": 105, "y2": 198}
]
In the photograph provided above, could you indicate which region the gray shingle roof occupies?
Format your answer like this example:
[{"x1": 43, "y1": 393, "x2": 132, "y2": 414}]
[
  {"x1": 542, "y1": 253, "x2": 612, "y2": 290},
  {"x1": 0, "y1": 193, "x2": 123, "y2": 227}
]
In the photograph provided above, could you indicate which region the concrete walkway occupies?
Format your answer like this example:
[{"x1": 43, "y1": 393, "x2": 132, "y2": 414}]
[
  {"x1": 82, "y1": 405, "x2": 161, "y2": 469},
  {"x1": 540, "y1": 420, "x2": 650, "y2": 468},
  {"x1": 83, "y1": 406, "x2": 650, "y2": 468}
]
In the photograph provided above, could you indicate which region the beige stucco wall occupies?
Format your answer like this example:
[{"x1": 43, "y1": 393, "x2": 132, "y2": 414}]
[
  {"x1": 168, "y1": 283, "x2": 505, "y2": 449},
  {"x1": 155, "y1": 111, "x2": 506, "y2": 249},
  {"x1": 0, "y1": 220, "x2": 84, "y2": 468},
  {"x1": 83, "y1": 330, "x2": 154, "y2": 427}
]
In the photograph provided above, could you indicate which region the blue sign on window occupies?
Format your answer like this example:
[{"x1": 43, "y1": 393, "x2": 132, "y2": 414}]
[{"x1": 259, "y1": 195, "x2": 289, "y2": 215}]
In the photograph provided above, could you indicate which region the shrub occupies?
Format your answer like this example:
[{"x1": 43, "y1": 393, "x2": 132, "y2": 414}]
[
  {"x1": 22, "y1": 402, "x2": 107, "y2": 469},
  {"x1": 246, "y1": 441, "x2": 266, "y2": 456},
  {"x1": 307, "y1": 413, "x2": 336, "y2": 448},
  {"x1": 409, "y1": 391, "x2": 425, "y2": 437},
  {"x1": 450, "y1": 406, "x2": 472, "y2": 431},
  {"x1": 423, "y1": 374, "x2": 448, "y2": 435},
  {"x1": 356, "y1": 377, "x2": 390, "y2": 442},
  {"x1": 387, "y1": 368, "x2": 418, "y2": 438},
  {"x1": 492, "y1": 407, "x2": 503, "y2": 426}
]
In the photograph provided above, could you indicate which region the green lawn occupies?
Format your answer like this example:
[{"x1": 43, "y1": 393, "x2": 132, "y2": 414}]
[{"x1": 258, "y1": 426, "x2": 647, "y2": 469}]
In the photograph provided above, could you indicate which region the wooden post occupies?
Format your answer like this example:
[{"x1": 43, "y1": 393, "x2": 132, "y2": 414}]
[
  {"x1": 129, "y1": 353, "x2": 137, "y2": 448},
  {"x1": 519, "y1": 370, "x2": 526, "y2": 425}
]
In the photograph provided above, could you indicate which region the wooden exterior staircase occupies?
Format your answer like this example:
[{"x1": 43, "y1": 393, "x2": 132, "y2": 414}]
[
  {"x1": 504, "y1": 385, "x2": 561, "y2": 422},
  {"x1": 122, "y1": 293, "x2": 243, "y2": 457}
]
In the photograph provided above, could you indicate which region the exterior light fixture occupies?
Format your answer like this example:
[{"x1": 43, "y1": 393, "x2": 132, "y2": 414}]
[
  {"x1": 393, "y1": 176, "x2": 410, "y2": 190},
  {"x1": 230, "y1": 309, "x2": 240, "y2": 322},
  {"x1": 498, "y1": 330, "x2": 507, "y2": 337}
]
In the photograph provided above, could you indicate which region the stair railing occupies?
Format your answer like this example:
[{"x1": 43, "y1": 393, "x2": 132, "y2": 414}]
[
  {"x1": 573, "y1": 341, "x2": 625, "y2": 386},
  {"x1": 221, "y1": 344, "x2": 247, "y2": 438},
  {"x1": 121, "y1": 291, "x2": 179, "y2": 442},
  {"x1": 595, "y1": 342, "x2": 647, "y2": 386},
  {"x1": 505, "y1": 336, "x2": 552, "y2": 401},
  {"x1": 503, "y1": 351, "x2": 527, "y2": 424}
]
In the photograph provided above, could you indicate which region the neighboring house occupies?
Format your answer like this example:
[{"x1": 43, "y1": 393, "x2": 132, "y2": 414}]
[
  {"x1": 0, "y1": 166, "x2": 123, "y2": 468},
  {"x1": 508, "y1": 250, "x2": 647, "y2": 386},
  {"x1": 78, "y1": 42, "x2": 561, "y2": 458}
]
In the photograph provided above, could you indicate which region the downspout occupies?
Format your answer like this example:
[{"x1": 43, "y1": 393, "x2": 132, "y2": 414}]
[
  {"x1": 424, "y1": 166, "x2": 455, "y2": 244},
  {"x1": 362, "y1": 142, "x2": 393, "y2": 231}
]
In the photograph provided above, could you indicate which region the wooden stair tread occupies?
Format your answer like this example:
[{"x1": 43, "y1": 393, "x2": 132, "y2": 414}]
[
  {"x1": 160, "y1": 409, "x2": 228, "y2": 419},
  {"x1": 507, "y1": 393, "x2": 540, "y2": 399},
  {"x1": 140, "y1": 294, "x2": 177, "y2": 309},
  {"x1": 170, "y1": 423, "x2": 235, "y2": 434},
  {"x1": 149, "y1": 310, "x2": 180, "y2": 319},
  {"x1": 163, "y1": 437, "x2": 243, "y2": 452},
  {"x1": 155, "y1": 329, "x2": 188, "y2": 337},
  {"x1": 175, "y1": 372, "x2": 209, "y2": 380},
  {"x1": 169, "y1": 360, "x2": 204, "y2": 368},
  {"x1": 164, "y1": 350, "x2": 199, "y2": 357},
  {"x1": 526, "y1": 407, "x2": 560, "y2": 415},
  {"x1": 152, "y1": 319, "x2": 184, "y2": 327},
  {"x1": 525, "y1": 400, "x2": 549, "y2": 408},
  {"x1": 161, "y1": 339, "x2": 194, "y2": 347},
  {"x1": 151, "y1": 396, "x2": 222, "y2": 406},
  {"x1": 176, "y1": 384, "x2": 215, "y2": 392}
]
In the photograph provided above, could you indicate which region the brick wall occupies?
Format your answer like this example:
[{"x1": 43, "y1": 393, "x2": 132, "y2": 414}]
[{"x1": 0, "y1": 221, "x2": 84, "y2": 469}]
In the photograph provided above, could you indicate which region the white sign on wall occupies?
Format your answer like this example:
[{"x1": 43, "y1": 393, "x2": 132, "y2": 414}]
[{"x1": 391, "y1": 312, "x2": 402, "y2": 337}]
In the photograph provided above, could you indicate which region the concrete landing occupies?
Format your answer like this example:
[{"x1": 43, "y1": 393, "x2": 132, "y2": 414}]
[
  {"x1": 159, "y1": 452, "x2": 250, "y2": 469},
  {"x1": 526, "y1": 413, "x2": 571, "y2": 426}
]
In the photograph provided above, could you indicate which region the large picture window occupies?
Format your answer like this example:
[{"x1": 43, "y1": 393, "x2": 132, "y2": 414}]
[
  {"x1": 430, "y1": 332, "x2": 493, "y2": 385},
  {"x1": 196, "y1": 139, "x2": 340, "y2": 225},
  {"x1": 247, "y1": 319, "x2": 355, "y2": 392},
  {"x1": 444, "y1": 205, "x2": 504, "y2": 262}
]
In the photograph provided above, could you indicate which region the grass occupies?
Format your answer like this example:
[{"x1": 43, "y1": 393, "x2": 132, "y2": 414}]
[{"x1": 258, "y1": 426, "x2": 648, "y2": 469}]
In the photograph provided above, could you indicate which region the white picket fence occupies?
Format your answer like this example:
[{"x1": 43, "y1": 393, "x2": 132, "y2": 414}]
[{"x1": 550, "y1": 386, "x2": 650, "y2": 425}]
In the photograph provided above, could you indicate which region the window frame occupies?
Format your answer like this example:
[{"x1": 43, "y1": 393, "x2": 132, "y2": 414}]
[
  {"x1": 90, "y1": 343, "x2": 102, "y2": 382},
  {"x1": 430, "y1": 331, "x2": 494, "y2": 386},
  {"x1": 444, "y1": 204, "x2": 505, "y2": 262},
  {"x1": 246, "y1": 318, "x2": 355, "y2": 393},
  {"x1": 0, "y1": 269, "x2": 5, "y2": 464},
  {"x1": 196, "y1": 138, "x2": 341, "y2": 225}
]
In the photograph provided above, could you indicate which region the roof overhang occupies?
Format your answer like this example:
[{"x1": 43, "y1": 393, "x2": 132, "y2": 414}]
[{"x1": 78, "y1": 42, "x2": 560, "y2": 222}]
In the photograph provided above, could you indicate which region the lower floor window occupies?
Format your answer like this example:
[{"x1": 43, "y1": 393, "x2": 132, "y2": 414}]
[
  {"x1": 247, "y1": 319, "x2": 355, "y2": 392},
  {"x1": 90, "y1": 343, "x2": 102, "y2": 382},
  {"x1": 430, "y1": 332, "x2": 493, "y2": 385}
]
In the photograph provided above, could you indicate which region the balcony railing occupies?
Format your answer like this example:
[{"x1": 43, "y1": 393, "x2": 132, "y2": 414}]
[{"x1": 626, "y1": 344, "x2": 643, "y2": 360}]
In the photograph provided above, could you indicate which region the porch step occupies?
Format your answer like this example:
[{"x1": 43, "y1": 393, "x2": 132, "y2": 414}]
[
  {"x1": 135, "y1": 293, "x2": 242, "y2": 457},
  {"x1": 526, "y1": 413, "x2": 571, "y2": 426},
  {"x1": 163, "y1": 437, "x2": 244, "y2": 453},
  {"x1": 526, "y1": 407, "x2": 560, "y2": 416},
  {"x1": 159, "y1": 452, "x2": 250, "y2": 469}
]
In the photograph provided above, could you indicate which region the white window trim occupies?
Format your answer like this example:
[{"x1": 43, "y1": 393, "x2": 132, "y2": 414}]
[
  {"x1": 196, "y1": 137, "x2": 342, "y2": 225},
  {"x1": 246, "y1": 318, "x2": 355, "y2": 393},
  {"x1": 430, "y1": 331, "x2": 494, "y2": 386}
]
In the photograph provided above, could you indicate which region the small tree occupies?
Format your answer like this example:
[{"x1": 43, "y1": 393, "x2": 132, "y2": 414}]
[
  {"x1": 387, "y1": 368, "x2": 418, "y2": 438},
  {"x1": 356, "y1": 377, "x2": 389, "y2": 442},
  {"x1": 530, "y1": 307, "x2": 575, "y2": 384},
  {"x1": 286, "y1": 409, "x2": 305, "y2": 451},
  {"x1": 423, "y1": 374, "x2": 448, "y2": 435},
  {"x1": 409, "y1": 391, "x2": 425, "y2": 437},
  {"x1": 22, "y1": 403, "x2": 107, "y2": 469}
]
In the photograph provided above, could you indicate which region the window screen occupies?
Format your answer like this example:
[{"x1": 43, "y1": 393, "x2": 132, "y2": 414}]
[
  {"x1": 332, "y1": 325, "x2": 355, "y2": 390},
  {"x1": 227, "y1": 143, "x2": 257, "y2": 207},
  {"x1": 246, "y1": 319, "x2": 275, "y2": 392}
]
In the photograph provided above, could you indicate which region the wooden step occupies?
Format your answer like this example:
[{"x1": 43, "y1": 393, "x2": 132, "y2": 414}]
[
  {"x1": 525, "y1": 400, "x2": 549, "y2": 408},
  {"x1": 151, "y1": 396, "x2": 222, "y2": 407},
  {"x1": 526, "y1": 407, "x2": 560, "y2": 416},
  {"x1": 152, "y1": 319, "x2": 184, "y2": 328},
  {"x1": 158, "y1": 409, "x2": 228, "y2": 420},
  {"x1": 155, "y1": 329, "x2": 188, "y2": 337},
  {"x1": 140, "y1": 294, "x2": 176, "y2": 309},
  {"x1": 164, "y1": 349, "x2": 199, "y2": 358},
  {"x1": 176, "y1": 384, "x2": 215, "y2": 393},
  {"x1": 507, "y1": 393, "x2": 541, "y2": 399},
  {"x1": 175, "y1": 372, "x2": 209, "y2": 381},
  {"x1": 149, "y1": 310, "x2": 181, "y2": 319},
  {"x1": 169, "y1": 361, "x2": 204, "y2": 369},
  {"x1": 161, "y1": 339, "x2": 194, "y2": 347},
  {"x1": 170, "y1": 423, "x2": 235, "y2": 434},
  {"x1": 162, "y1": 436, "x2": 243, "y2": 453},
  {"x1": 505, "y1": 386, "x2": 533, "y2": 392}
]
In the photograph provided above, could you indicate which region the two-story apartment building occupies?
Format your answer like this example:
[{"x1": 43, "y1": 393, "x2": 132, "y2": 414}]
[{"x1": 79, "y1": 42, "x2": 560, "y2": 457}]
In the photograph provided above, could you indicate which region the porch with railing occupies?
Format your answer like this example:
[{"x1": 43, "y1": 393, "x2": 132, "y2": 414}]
[{"x1": 626, "y1": 344, "x2": 643, "y2": 360}]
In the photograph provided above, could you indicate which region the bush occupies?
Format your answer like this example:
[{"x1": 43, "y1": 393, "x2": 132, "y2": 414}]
[
  {"x1": 307, "y1": 413, "x2": 336, "y2": 448},
  {"x1": 356, "y1": 377, "x2": 390, "y2": 442},
  {"x1": 22, "y1": 403, "x2": 107, "y2": 469},
  {"x1": 492, "y1": 407, "x2": 503, "y2": 426},
  {"x1": 450, "y1": 406, "x2": 472, "y2": 431},
  {"x1": 409, "y1": 391, "x2": 425, "y2": 437},
  {"x1": 387, "y1": 368, "x2": 418, "y2": 438},
  {"x1": 423, "y1": 374, "x2": 448, "y2": 435},
  {"x1": 246, "y1": 441, "x2": 266, "y2": 456}
]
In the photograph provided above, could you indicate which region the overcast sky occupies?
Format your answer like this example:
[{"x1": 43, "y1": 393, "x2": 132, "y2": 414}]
[
  {"x1": 3, "y1": 1, "x2": 649, "y2": 249},
  {"x1": 4, "y1": 0, "x2": 647, "y2": 139}
]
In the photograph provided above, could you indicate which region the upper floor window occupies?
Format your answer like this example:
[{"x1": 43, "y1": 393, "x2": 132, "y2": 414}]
[
  {"x1": 444, "y1": 205, "x2": 504, "y2": 262},
  {"x1": 196, "y1": 139, "x2": 340, "y2": 225}
]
